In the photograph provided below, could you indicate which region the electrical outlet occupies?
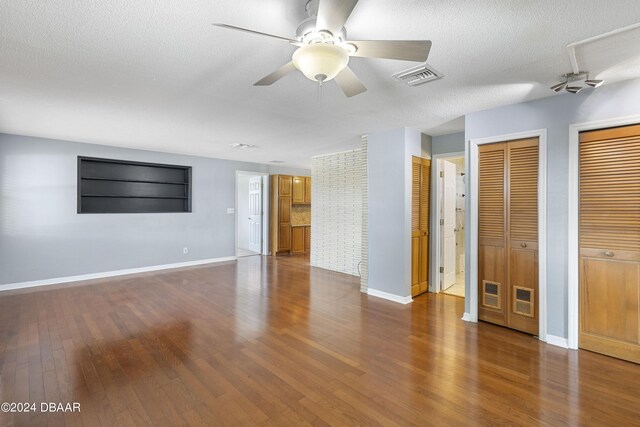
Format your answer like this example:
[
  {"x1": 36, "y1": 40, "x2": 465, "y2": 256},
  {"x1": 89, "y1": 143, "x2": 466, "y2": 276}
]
[{"x1": 183, "y1": 247, "x2": 189, "y2": 254}]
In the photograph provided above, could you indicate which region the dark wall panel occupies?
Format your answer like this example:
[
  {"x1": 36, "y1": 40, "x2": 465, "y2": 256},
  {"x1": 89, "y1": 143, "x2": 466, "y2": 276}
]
[{"x1": 78, "y1": 157, "x2": 192, "y2": 213}]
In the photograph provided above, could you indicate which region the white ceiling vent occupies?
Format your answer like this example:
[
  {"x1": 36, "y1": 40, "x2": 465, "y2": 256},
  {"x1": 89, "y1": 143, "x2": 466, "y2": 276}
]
[{"x1": 392, "y1": 63, "x2": 443, "y2": 87}]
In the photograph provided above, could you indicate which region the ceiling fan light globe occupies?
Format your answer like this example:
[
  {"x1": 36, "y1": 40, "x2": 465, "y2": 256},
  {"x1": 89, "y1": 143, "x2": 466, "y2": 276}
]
[{"x1": 292, "y1": 43, "x2": 349, "y2": 82}]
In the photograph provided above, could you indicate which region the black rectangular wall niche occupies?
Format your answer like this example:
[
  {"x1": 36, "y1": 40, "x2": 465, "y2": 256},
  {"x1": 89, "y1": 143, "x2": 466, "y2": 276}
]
[{"x1": 77, "y1": 157, "x2": 192, "y2": 213}]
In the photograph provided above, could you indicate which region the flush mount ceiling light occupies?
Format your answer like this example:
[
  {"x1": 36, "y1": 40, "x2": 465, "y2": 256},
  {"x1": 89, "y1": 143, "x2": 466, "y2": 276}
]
[
  {"x1": 213, "y1": 0, "x2": 432, "y2": 97},
  {"x1": 549, "y1": 71, "x2": 604, "y2": 94},
  {"x1": 230, "y1": 143, "x2": 257, "y2": 149}
]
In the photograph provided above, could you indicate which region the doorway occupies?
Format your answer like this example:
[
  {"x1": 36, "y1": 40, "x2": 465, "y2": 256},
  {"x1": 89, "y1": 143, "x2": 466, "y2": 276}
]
[
  {"x1": 437, "y1": 156, "x2": 466, "y2": 297},
  {"x1": 236, "y1": 172, "x2": 267, "y2": 258}
]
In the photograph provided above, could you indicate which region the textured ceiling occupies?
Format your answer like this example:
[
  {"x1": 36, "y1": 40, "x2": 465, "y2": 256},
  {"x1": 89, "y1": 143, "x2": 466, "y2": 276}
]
[{"x1": 1, "y1": 1, "x2": 639, "y2": 168}]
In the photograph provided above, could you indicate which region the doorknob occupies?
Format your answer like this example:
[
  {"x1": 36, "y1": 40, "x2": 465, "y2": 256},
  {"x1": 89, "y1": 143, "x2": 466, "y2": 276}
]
[
  {"x1": 605, "y1": 251, "x2": 614, "y2": 257},
  {"x1": 520, "y1": 243, "x2": 527, "y2": 248}
]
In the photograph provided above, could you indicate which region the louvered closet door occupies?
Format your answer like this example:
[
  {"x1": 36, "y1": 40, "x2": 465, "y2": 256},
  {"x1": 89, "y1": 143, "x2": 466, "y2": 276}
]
[
  {"x1": 579, "y1": 124, "x2": 640, "y2": 364},
  {"x1": 478, "y1": 143, "x2": 508, "y2": 326},
  {"x1": 478, "y1": 138, "x2": 539, "y2": 334},
  {"x1": 411, "y1": 157, "x2": 431, "y2": 297},
  {"x1": 507, "y1": 138, "x2": 539, "y2": 335}
]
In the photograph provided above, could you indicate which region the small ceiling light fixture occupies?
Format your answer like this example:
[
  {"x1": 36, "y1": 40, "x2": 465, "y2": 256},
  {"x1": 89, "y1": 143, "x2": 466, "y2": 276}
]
[
  {"x1": 550, "y1": 71, "x2": 604, "y2": 94},
  {"x1": 230, "y1": 143, "x2": 257, "y2": 149}
]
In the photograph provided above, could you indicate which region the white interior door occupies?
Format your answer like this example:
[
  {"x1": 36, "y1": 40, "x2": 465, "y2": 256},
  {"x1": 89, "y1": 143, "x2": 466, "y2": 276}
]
[
  {"x1": 247, "y1": 176, "x2": 262, "y2": 253},
  {"x1": 442, "y1": 160, "x2": 457, "y2": 288}
]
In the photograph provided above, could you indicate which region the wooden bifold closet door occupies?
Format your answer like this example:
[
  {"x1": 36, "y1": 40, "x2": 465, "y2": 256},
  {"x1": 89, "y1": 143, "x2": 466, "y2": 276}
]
[
  {"x1": 579, "y1": 124, "x2": 640, "y2": 364},
  {"x1": 478, "y1": 138, "x2": 539, "y2": 335},
  {"x1": 412, "y1": 157, "x2": 431, "y2": 297}
]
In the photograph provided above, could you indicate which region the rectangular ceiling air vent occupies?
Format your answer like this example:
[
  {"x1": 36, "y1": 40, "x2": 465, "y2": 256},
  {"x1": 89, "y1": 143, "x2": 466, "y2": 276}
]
[{"x1": 392, "y1": 63, "x2": 443, "y2": 87}]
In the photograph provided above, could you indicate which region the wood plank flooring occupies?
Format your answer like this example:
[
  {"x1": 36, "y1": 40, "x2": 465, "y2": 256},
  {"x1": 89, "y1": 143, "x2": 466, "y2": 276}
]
[{"x1": 1, "y1": 255, "x2": 640, "y2": 426}]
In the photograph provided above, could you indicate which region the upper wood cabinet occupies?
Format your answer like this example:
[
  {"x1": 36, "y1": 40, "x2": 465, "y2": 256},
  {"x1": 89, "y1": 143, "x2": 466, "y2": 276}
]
[
  {"x1": 292, "y1": 177, "x2": 305, "y2": 204},
  {"x1": 279, "y1": 176, "x2": 292, "y2": 196},
  {"x1": 292, "y1": 176, "x2": 311, "y2": 204}
]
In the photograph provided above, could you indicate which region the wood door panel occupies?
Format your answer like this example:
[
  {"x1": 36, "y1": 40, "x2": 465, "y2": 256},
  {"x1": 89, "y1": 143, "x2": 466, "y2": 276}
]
[
  {"x1": 508, "y1": 248, "x2": 538, "y2": 334},
  {"x1": 411, "y1": 236, "x2": 420, "y2": 296},
  {"x1": 479, "y1": 245, "x2": 506, "y2": 325},
  {"x1": 292, "y1": 177, "x2": 305, "y2": 204},
  {"x1": 279, "y1": 176, "x2": 292, "y2": 196},
  {"x1": 479, "y1": 145, "x2": 506, "y2": 242},
  {"x1": 581, "y1": 258, "x2": 639, "y2": 343},
  {"x1": 279, "y1": 197, "x2": 291, "y2": 224},
  {"x1": 419, "y1": 234, "x2": 429, "y2": 286},
  {"x1": 509, "y1": 140, "x2": 538, "y2": 242},
  {"x1": 291, "y1": 227, "x2": 305, "y2": 253},
  {"x1": 278, "y1": 225, "x2": 291, "y2": 251},
  {"x1": 411, "y1": 159, "x2": 421, "y2": 233},
  {"x1": 579, "y1": 124, "x2": 640, "y2": 364}
]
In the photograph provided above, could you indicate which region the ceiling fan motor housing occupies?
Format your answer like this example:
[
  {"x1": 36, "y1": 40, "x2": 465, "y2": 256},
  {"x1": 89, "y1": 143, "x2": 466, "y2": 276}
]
[{"x1": 296, "y1": 16, "x2": 347, "y2": 44}]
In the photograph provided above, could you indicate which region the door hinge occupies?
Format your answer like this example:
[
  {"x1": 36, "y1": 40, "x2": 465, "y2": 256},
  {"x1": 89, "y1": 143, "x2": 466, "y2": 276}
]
[
  {"x1": 440, "y1": 171, "x2": 444, "y2": 178},
  {"x1": 440, "y1": 219, "x2": 444, "y2": 225},
  {"x1": 439, "y1": 267, "x2": 444, "y2": 273}
]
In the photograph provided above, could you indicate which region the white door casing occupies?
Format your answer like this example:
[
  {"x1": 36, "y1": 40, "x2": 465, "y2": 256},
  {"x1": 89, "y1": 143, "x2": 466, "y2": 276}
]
[{"x1": 442, "y1": 160, "x2": 457, "y2": 288}]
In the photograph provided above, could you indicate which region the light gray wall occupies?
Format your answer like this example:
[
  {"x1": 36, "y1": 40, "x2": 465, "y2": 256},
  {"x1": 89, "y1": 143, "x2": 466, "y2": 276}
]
[
  {"x1": 432, "y1": 132, "x2": 465, "y2": 155},
  {"x1": 367, "y1": 127, "x2": 421, "y2": 298},
  {"x1": 0, "y1": 133, "x2": 309, "y2": 286},
  {"x1": 421, "y1": 133, "x2": 432, "y2": 158},
  {"x1": 465, "y1": 77, "x2": 640, "y2": 338}
]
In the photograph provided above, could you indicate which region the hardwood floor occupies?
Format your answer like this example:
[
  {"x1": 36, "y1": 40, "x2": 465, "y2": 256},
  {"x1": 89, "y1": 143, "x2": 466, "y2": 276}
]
[{"x1": 1, "y1": 256, "x2": 640, "y2": 426}]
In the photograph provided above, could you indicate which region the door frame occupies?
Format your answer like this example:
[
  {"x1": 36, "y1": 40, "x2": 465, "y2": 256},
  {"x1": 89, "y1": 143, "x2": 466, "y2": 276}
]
[
  {"x1": 468, "y1": 129, "x2": 547, "y2": 342},
  {"x1": 567, "y1": 114, "x2": 640, "y2": 350},
  {"x1": 235, "y1": 171, "x2": 269, "y2": 257},
  {"x1": 430, "y1": 151, "x2": 465, "y2": 293}
]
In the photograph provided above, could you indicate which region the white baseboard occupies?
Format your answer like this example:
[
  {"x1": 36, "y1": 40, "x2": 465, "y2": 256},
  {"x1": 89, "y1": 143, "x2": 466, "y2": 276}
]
[
  {"x1": 367, "y1": 288, "x2": 413, "y2": 304},
  {"x1": 461, "y1": 312, "x2": 474, "y2": 322},
  {"x1": 0, "y1": 256, "x2": 237, "y2": 292},
  {"x1": 545, "y1": 334, "x2": 569, "y2": 349}
]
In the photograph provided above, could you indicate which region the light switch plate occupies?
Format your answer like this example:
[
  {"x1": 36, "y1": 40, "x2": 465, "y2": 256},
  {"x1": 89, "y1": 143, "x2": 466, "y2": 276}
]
[{"x1": 227, "y1": 208, "x2": 235, "y2": 214}]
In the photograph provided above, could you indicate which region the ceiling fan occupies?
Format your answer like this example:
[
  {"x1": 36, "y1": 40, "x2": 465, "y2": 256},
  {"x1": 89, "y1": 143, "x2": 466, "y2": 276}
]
[{"x1": 213, "y1": 0, "x2": 432, "y2": 97}]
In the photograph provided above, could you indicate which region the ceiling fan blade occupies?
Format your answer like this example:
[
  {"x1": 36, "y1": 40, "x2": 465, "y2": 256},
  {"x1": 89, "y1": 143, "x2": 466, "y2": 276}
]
[
  {"x1": 334, "y1": 66, "x2": 367, "y2": 97},
  {"x1": 254, "y1": 62, "x2": 297, "y2": 86},
  {"x1": 213, "y1": 23, "x2": 298, "y2": 43},
  {"x1": 316, "y1": 0, "x2": 359, "y2": 36},
  {"x1": 348, "y1": 40, "x2": 432, "y2": 62}
]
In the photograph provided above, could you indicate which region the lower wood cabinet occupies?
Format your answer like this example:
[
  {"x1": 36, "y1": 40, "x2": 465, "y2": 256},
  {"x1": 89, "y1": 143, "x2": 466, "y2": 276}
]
[
  {"x1": 291, "y1": 225, "x2": 311, "y2": 254},
  {"x1": 291, "y1": 226, "x2": 305, "y2": 253}
]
